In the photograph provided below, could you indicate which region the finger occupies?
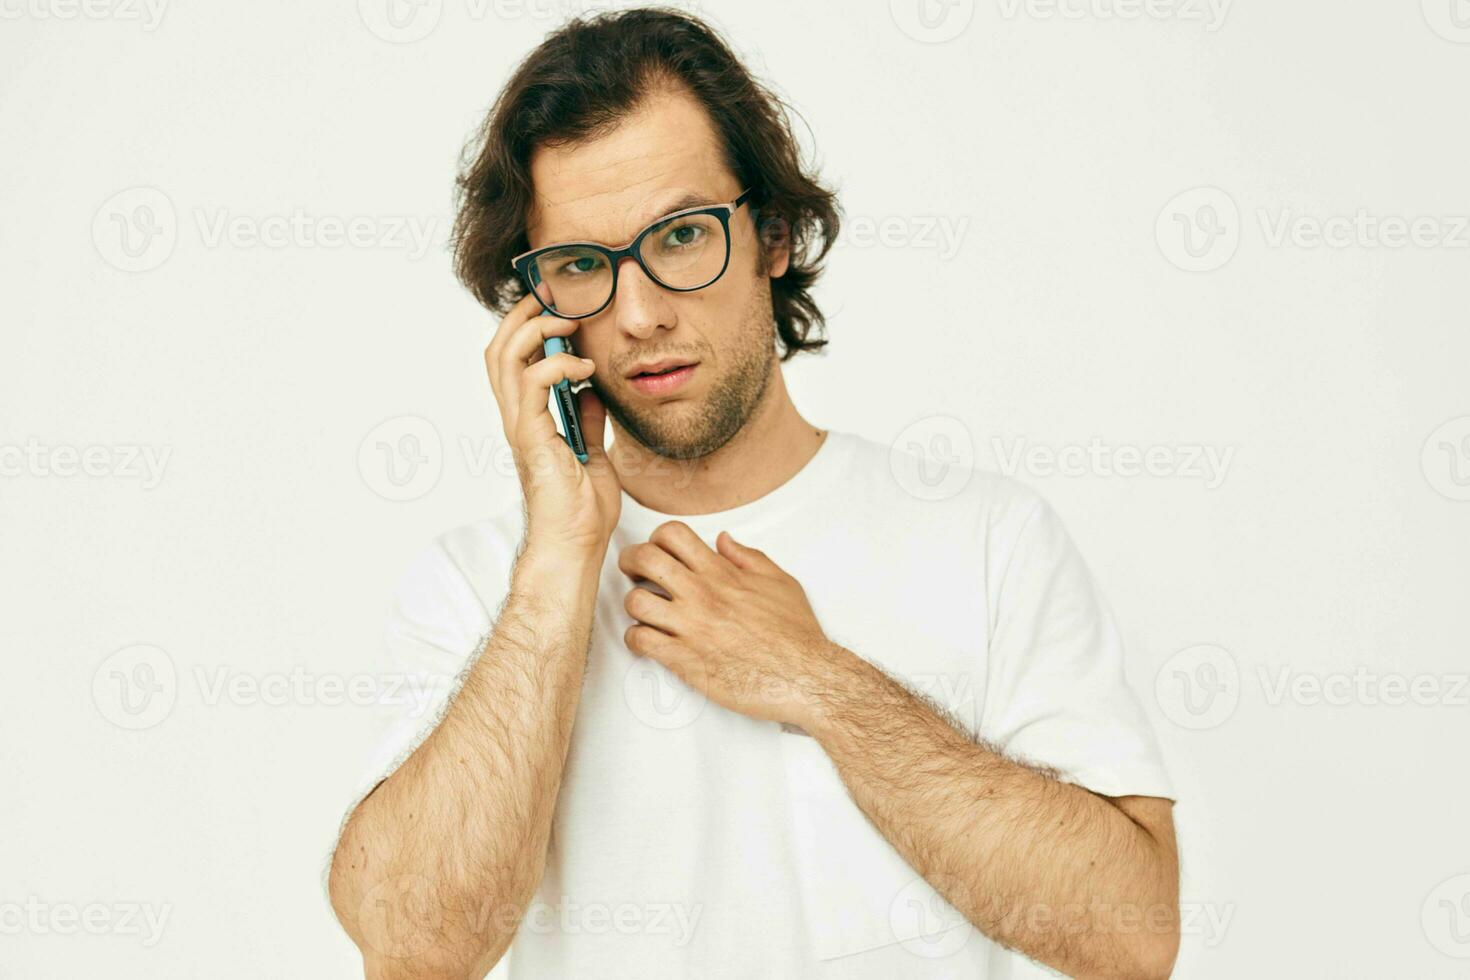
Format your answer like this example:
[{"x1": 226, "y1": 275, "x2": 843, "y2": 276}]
[
  {"x1": 576, "y1": 385, "x2": 607, "y2": 457},
  {"x1": 624, "y1": 586, "x2": 679, "y2": 635},
  {"x1": 716, "y1": 530, "x2": 775, "y2": 573},
  {"x1": 649, "y1": 520, "x2": 727, "y2": 575},
  {"x1": 617, "y1": 541, "x2": 691, "y2": 598},
  {"x1": 527, "y1": 272, "x2": 558, "y2": 314},
  {"x1": 486, "y1": 292, "x2": 547, "y2": 409},
  {"x1": 505, "y1": 306, "x2": 580, "y2": 371},
  {"x1": 624, "y1": 622, "x2": 680, "y2": 663},
  {"x1": 497, "y1": 307, "x2": 581, "y2": 422},
  {"x1": 516, "y1": 353, "x2": 596, "y2": 447}
]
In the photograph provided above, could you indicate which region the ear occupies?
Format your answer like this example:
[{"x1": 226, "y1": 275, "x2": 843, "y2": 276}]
[{"x1": 758, "y1": 213, "x2": 791, "y2": 279}]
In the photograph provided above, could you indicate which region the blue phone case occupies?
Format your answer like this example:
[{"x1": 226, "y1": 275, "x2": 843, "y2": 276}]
[{"x1": 542, "y1": 314, "x2": 590, "y2": 464}]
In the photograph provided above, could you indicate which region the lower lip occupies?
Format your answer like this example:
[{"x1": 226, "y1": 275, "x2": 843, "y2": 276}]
[{"x1": 628, "y1": 364, "x2": 696, "y2": 396}]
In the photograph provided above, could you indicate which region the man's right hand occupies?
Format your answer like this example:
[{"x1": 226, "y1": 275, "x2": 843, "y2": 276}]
[{"x1": 485, "y1": 292, "x2": 622, "y2": 560}]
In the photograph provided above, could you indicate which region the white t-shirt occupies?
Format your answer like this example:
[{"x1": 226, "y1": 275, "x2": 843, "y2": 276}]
[{"x1": 333, "y1": 428, "x2": 1173, "y2": 979}]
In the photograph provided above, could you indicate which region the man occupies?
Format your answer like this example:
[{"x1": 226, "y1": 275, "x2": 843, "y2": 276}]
[{"x1": 327, "y1": 9, "x2": 1179, "y2": 979}]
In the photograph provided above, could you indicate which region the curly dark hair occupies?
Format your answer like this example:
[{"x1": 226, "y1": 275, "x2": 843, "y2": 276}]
[{"x1": 450, "y1": 7, "x2": 841, "y2": 360}]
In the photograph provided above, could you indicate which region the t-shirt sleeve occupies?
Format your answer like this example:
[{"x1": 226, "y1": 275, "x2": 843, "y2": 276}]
[
  {"x1": 323, "y1": 519, "x2": 519, "y2": 895},
  {"x1": 343, "y1": 535, "x2": 502, "y2": 808},
  {"x1": 977, "y1": 490, "x2": 1174, "y2": 801}
]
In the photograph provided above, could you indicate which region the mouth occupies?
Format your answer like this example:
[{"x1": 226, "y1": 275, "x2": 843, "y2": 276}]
[{"x1": 626, "y1": 361, "x2": 698, "y2": 396}]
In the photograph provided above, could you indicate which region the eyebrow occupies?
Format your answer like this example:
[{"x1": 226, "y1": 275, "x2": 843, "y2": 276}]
[
  {"x1": 630, "y1": 193, "x2": 714, "y2": 230},
  {"x1": 540, "y1": 192, "x2": 725, "y2": 249}
]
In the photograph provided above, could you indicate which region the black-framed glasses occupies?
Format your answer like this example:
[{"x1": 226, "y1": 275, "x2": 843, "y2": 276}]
[{"x1": 511, "y1": 187, "x2": 755, "y2": 319}]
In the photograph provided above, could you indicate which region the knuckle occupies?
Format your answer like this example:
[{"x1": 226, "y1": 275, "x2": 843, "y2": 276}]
[
  {"x1": 616, "y1": 546, "x2": 637, "y2": 572},
  {"x1": 653, "y1": 520, "x2": 689, "y2": 540},
  {"x1": 625, "y1": 623, "x2": 652, "y2": 652}
]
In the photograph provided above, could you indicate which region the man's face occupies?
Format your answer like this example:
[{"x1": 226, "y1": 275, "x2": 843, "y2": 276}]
[{"x1": 525, "y1": 84, "x2": 790, "y2": 461}]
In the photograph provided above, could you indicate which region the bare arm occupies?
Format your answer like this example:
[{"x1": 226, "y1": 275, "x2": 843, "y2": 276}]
[
  {"x1": 326, "y1": 287, "x2": 619, "y2": 977},
  {"x1": 617, "y1": 524, "x2": 1180, "y2": 980},
  {"x1": 327, "y1": 543, "x2": 601, "y2": 979},
  {"x1": 806, "y1": 644, "x2": 1180, "y2": 980}
]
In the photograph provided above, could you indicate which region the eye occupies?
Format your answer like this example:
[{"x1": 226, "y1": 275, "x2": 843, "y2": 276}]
[
  {"x1": 553, "y1": 254, "x2": 605, "y2": 278},
  {"x1": 663, "y1": 223, "x2": 706, "y2": 248}
]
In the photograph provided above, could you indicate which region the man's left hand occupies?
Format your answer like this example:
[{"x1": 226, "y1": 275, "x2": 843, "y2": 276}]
[{"x1": 619, "y1": 520, "x2": 839, "y2": 729}]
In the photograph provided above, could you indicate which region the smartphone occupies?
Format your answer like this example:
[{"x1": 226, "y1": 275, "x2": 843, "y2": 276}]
[
  {"x1": 540, "y1": 309, "x2": 590, "y2": 464},
  {"x1": 526, "y1": 262, "x2": 589, "y2": 464}
]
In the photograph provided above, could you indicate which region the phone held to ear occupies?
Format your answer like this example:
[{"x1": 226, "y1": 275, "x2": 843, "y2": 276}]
[{"x1": 541, "y1": 309, "x2": 590, "y2": 464}]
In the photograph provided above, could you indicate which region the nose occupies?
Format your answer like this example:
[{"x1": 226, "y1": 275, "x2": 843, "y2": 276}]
[{"x1": 611, "y1": 257, "x2": 675, "y2": 340}]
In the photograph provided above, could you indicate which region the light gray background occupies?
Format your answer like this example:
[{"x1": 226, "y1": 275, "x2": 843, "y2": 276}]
[{"x1": 2, "y1": 1, "x2": 1468, "y2": 976}]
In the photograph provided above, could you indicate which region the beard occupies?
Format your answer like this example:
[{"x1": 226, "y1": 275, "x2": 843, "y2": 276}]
[{"x1": 594, "y1": 286, "x2": 775, "y2": 462}]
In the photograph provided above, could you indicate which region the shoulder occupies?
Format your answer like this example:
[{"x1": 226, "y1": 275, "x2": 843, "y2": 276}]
[
  {"x1": 393, "y1": 505, "x2": 526, "y2": 622},
  {"x1": 435, "y1": 505, "x2": 526, "y2": 584},
  {"x1": 838, "y1": 426, "x2": 1052, "y2": 545}
]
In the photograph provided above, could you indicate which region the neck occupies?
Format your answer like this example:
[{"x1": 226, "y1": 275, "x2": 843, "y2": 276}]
[{"x1": 608, "y1": 361, "x2": 826, "y2": 516}]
